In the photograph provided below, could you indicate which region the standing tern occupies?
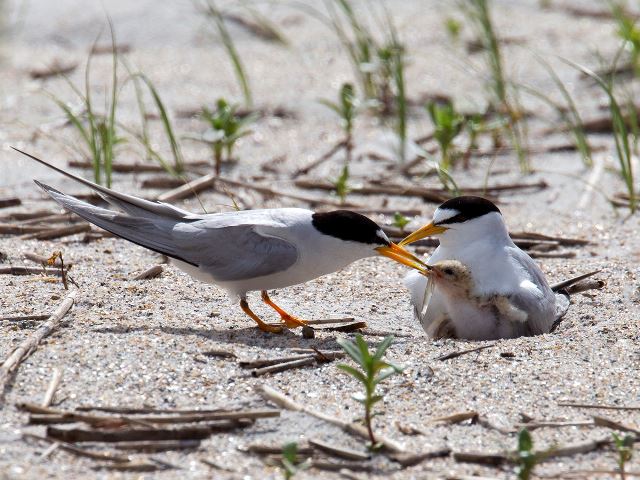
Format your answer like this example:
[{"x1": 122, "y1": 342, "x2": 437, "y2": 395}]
[
  {"x1": 13, "y1": 148, "x2": 428, "y2": 333},
  {"x1": 400, "y1": 196, "x2": 566, "y2": 340}
]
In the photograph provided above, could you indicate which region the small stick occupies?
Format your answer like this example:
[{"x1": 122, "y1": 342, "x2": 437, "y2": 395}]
[
  {"x1": 41, "y1": 368, "x2": 63, "y2": 407},
  {"x1": 316, "y1": 322, "x2": 368, "y2": 333},
  {"x1": 292, "y1": 141, "x2": 346, "y2": 178},
  {"x1": 68, "y1": 160, "x2": 209, "y2": 173},
  {"x1": 29, "y1": 61, "x2": 78, "y2": 80},
  {"x1": 0, "y1": 266, "x2": 63, "y2": 276},
  {"x1": 452, "y1": 451, "x2": 509, "y2": 466},
  {"x1": 304, "y1": 318, "x2": 355, "y2": 325},
  {"x1": 389, "y1": 448, "x2": 451, "y2": 467},
  {"x1": 39, "y1": 441, "x2": 60, "y2": 460},
  {"x1": 435, "y1": 343, "x2": 495, "y2": 361},
  {"x1": 0, "y1": 290, "x2": 77, "y2": 400},
  {"x1": 46, "y1": 425, "x2": 215, "y2": 443},
  {"x1": 201, "y1": 349, "x2": 236, "y2": 359},
  {"x1": 240, "y1": 354, "x2": 313, "y2": 368},
  {"x1": 429, "y1": 411, "x2": 478, "y2": 425},
  {"x1": 132, "y1": 265, "x2": 163, "y2": 280},
  {"x1": 0, "y1": 314, "x2": 50, "y2": 322},
  {"x1": 22, "y1": 224, "x2": 91, "y2": 240},
  {"x1": 92, "y1": 461, "x2": 160, "y2": 472},
  {"x1": 246, "y1": 443, "x2": 314, "y2": 455},
  {"x1": 0, "y1": 197, "x2": 21, "y2": 209},
  {"x1": 251, "y1": 357, "x2": 316, "y2": 376},
  {"x1": 593, "y1": 416, "x2": 640, "y2": 435},
  {"x1": 259, "y1": 385, "x2": 404, "y2": 453},
  {"x1": 309, "y1": 460, "x2": 374, "y2": 472},
  {"x1": 558, "y1": 402, "x2": 640, "y2": 411},
  {"x1": 141, "y1": 177, "x2": 186, "y2": 189},
  {"x1": 23, "y1": 432, "x2": 129, "y2": 462},
  {"x1": 0, "y1": 210, "x2": 56, "y2": 222},
  {"x1": 112, "y1": 439, "x2": 201, "y2": 452},
  {"x1": 529, "y1": 251, "x2": 576, "y2": 259},
  {"x1": 0, "y1": 223, "x2": 53, "y2": 235},
  {"x1": 308, "y1": 438, "x2": 370, "y2": 461},
  {"x1": 75, "y1": 405, "x2": 231, "y2": 414},
  {"x1": 157, "y1": 174, "x2": 216, "y2": 202},
  {"x1": 514, "y1": 420, "x2": 594, "y2": 430}
]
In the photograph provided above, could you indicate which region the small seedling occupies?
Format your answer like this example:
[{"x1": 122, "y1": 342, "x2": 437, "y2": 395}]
[
  {"x1": 445, "y1": 17, "x2": 462, "y2": 42},
  {"x1": 201, "y1": 98, "x2": 255, "y2": 175},
  {"x1": 280, "y1": 442, "x2": 309, "y2": 480},
  {"x1": 337, "y1": 335, "x2": 403, "y2": 449},
  {"x1": 332, "y1": 165, "x2": 351, "y2": 204},
  {"x1": 512, "y1": 428, "x2": 554, "y2": 480},
  {"x1": 320, "y1": 83, "x2": 359, "y2": 164},
  {"x1": 612, "y1": 432, "x2": 633, "y2": 480},
  {"x1": 392, "y1": 212, "x2": 410, "y2": 231},
  {"x1": 427, "y1": 100, "x2": 465, "y2": 170}
]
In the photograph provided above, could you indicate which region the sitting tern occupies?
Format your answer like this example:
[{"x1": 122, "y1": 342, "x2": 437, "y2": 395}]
[
  {"x1": 13, "y1": 148, "x2": 428, "y2": 333},
  {"x1": 400, "y1": 196, "x2": 568, "y2": 340}
]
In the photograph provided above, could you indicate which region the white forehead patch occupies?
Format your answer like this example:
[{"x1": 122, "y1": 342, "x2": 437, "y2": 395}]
[
  {"x1": 432, "y1": 208, "x2": 459, "y2": 224},
  {"x1": 376, "y1": 229, "x2": 390, "y2": 243}
]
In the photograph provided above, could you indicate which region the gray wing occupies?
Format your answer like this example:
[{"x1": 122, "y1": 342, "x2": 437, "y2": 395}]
[
  {"x1": 506, "y1": 247, "x2": 557, "y2": 335},
  {"x1": 36, "y1": 182, "x2": 298, "y2": 282},
  {"x1": 172, "y1": 221, "x2": 298, "y2": 281}
]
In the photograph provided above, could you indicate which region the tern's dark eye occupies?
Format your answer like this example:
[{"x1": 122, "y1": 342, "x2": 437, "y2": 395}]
[{"x1": 443, "y1": 268, "x2": 454, "y2": 276}]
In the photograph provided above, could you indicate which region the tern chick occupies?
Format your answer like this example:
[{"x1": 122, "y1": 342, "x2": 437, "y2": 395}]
[{"x1": 13, "y1": 148, "x2": 428, "y2": 334}]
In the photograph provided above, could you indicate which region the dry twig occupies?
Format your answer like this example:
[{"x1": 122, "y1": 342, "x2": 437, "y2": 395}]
[{"x1": 42, "y1": 368, "x2": 63, "y2": 407}]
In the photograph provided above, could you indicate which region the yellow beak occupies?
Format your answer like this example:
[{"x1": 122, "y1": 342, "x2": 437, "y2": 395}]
[
  {"x1": 376, "y1": 242, "x2": 430, "y2": 274},
  {"x1": 398, "y1": 222, "x2": 448, "y2": 246}
]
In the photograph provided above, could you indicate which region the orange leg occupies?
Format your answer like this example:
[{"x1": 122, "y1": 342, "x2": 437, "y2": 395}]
[
  {"x1": 240, "y1": 299, "x2": 283, "y2": 334},
  {"x1": 261, "y1": 291, "x2": 308, "y2": 329}
]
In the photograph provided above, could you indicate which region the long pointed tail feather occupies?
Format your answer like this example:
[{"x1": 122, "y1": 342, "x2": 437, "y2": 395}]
[
  {"x1": 34, "y1": 180, "x2": 196, "y2": 266},
  {"x1": 12, "y1": 147, "x2": 192, "y2": 220}
]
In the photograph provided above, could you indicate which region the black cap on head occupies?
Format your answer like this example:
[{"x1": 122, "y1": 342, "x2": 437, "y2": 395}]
[
  {"x1": 436, "y1": 196, "x2": 501, "y2": 225},
  {"x1": 312, "y1": 210, "x2": 389, "y2": 245}
]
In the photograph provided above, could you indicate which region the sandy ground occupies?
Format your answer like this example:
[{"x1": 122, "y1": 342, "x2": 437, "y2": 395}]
[{"x1": 1, "y1": 0, "x2": 640, "y2": 479}]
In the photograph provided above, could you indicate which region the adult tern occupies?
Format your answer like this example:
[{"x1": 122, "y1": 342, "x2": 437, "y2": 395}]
[
  {"x1": 13, "y1": 148, "x2": 428, "y2": 333},
  {"x1": 400, "y1": 196, "x2": 568, "y2": 340}
]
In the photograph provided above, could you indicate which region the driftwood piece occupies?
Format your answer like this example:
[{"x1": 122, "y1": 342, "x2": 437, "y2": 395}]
[
  {"x1": 75, "y1": 404, "x2": 231, "y2": 414},
  {"x1": 47, "y1": 425, "x2": 214, "y2": 443},
  {"x1": 389, "y1": 448, "x2": 451, "y2": 467},
  {"x1": 593, "y1": 416, "x2": 640, "y2": 435},
  {"x1": 435, "y1": 344, "x2": 495, "y2": 361},
  {"x1": 259, "y1": 385, "x2": 404, "y2": 453},
  {"x1": 42, "y1": 368, "x2": 63, "y2": 407},
  {"x1": 246, "y1": 443, "x2": 314, "y2": 455},
  {"x1": 23, "y1": 432, "x2": 129, "y2": 462},
  {"x1": 0, "y1": 210, "x2": 56, "y2": 222},
  {"x1": 0, "y1": 290, "x2": 77, "y2": 399},
  {"x1": 0, "y1": 223, "x2": 52, "y2": 235},
  {"x1": 308, "y1": 438, "x2": 370, "y2": 461},
  {"x1": 29, "y1": 61, "x2": 78, "y2": 80},
  {"x1": 22, "y1": 224, "x2": 91, "y2": 240},
  {"x1": 240, "y1": 351, "x2": 345, "y2": 369},
  {"x1": 157, "y1": 174, "x2": 362, "y2": 208},
  {"x1": 558, "y1": 402, "x2": 640, "y2": 411},
  {"x1": 0, "y1": 266, "x2": 63, "y2": 276},
  {"x1": 68, "y1": 160, "x2": 209, "y2": 173},
  {"x1": 112, "y1": 439, "x2": 201, "y2": 452},
  {"x1": 251, "y1": 357, "x2": 316, "y2": 376},
  {"x1": 132, "y1": 265, "x2": 163, "y2": 280},
  {"x1": 141, "y1": 177, "x2": 186, "y2": 189},
  {"x1": 0, "y1": 198, "x2": 21, "y2": 209},
  {"x1": 0, "y1": 314, "x2": 50, "y2": 322}
]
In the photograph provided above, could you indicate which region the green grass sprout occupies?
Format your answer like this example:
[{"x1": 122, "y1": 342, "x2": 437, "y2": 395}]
[
  {"x1": 612, "y1": 432, "x2": 633, "y2": 480},
  {"x1": 337, "y1": 335, "x2": 403, "y2": 449},
  {"x1": 201, "y1": 98, "x2": 256, "y2": 175},
  {"x1": 610, "y1": 1, "x2": 640, "y2": 76},
  {"x1": 445, "y1": 17, "x2": 462, "y2": 42},
  {"x1": 281, "y1": 442, "x2": 310, "y2": 480},
  {"x1": 565, "y1": 58, "x2": 636, "y2": 212},
  {"x1": 203, "y1": 0, "x2": 252, "y2": 106},
  {"x1": 48, "y1": 21, "x2": 121, "y2": 187},
  {"x1": 320, "y1": 82, "x2": 359, "y2": 164},
  {"x1": 392, "y1": 212, "x2": 410, "y2": 230},
  {"x1": 332, "y1": 165, "x2": 351, "y2": 204},
  {"x1": 512, "y1": 429, "x2": 554, "y2": 480},
  {"x1": 427, "y1": 100, "x2": 465, "y2": 170}
]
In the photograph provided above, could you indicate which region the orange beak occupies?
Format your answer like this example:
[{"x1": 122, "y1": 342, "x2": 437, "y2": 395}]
[
  {"x1": 398, "y1": 222, "x2": 448, "y2": 246},
  {"x1": 376, "y1": 242, "x2": 430, "y2": 274}
]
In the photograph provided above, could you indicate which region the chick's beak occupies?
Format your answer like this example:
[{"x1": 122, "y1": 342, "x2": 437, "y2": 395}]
[
  {"x1": 398, "y1": 222, "x2": 448, "y2": 246},
  {"x1": 376, "y1": 242, "x2": 430, "y2": 274}
]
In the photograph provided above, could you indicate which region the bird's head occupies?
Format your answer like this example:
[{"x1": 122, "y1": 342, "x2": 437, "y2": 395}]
[
  {"x1": 427, "y1": 259, "x2": 473, "y2": 294},
  {"x1": 398, "y1": 196, "x2": 505, "y2": 247},
  {"x1": 311, "y1": 210, "x2": 428, "y2": 273}
]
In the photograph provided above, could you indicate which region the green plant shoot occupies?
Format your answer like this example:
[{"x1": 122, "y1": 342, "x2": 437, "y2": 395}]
[
  {"x1": 281, "y1": 442, "x2": 309, "y2": 480},
  {"x1": 320, "y1": 83, "x2": 359, "y2": 163},
  {"x1": 427, "y1": 100, "x2": 465, "y2": 170},
  {"x1": 337, "y1": 335, "x2": 403, "y2": 449},
  {"x1": 612, "y1": 432, "x2": 633, "y2": 480},
  {"x1": 201, "y1": 98, "x2": 255, "y2": 175},
  {"x1": 332, "y1": 165, "x2": 351, "y2": 204},
  {"x1": 392, "y1": 212, "x2": 410, "y2": 230}
]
